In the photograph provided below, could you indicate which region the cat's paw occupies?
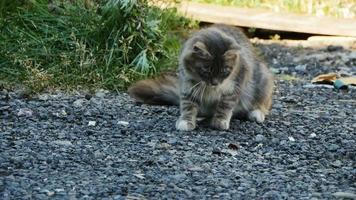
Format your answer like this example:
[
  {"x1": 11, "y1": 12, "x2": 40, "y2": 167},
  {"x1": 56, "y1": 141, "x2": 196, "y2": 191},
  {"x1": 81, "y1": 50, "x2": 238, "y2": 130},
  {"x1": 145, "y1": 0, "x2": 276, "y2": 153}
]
[
  {"x1": 176, "y1": 119, "x2": 196, "y2": 131},
  {"x1": 210, "y1": 118, "x2": 230, "y2": 130},
  {"x1": 248, "y1": 109, "x2": 265, "y2": 123}
]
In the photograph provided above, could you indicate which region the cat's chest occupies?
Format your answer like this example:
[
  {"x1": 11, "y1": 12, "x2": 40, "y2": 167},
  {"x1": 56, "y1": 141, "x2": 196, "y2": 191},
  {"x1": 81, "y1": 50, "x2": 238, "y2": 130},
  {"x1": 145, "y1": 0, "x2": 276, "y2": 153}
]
[
  {"x1": 202, "y1": 87, "x2": 221, "y2": 105},
  {"x1": 201, "y1": 80, "x2": 234, "y2": 104}
]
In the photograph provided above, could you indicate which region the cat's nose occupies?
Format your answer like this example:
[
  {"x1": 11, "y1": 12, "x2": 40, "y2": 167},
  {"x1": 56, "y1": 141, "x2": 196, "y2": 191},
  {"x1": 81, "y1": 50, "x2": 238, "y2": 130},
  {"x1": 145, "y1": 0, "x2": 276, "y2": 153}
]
[{"x1": 211, "y1": 79, "x2": 219, "y2": 86}]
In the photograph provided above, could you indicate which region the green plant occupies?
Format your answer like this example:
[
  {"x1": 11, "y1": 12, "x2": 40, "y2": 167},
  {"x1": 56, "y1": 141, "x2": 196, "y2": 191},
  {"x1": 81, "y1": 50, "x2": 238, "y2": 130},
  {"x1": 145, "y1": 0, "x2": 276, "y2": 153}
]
[{"x1": 0, "y1": 0, "x2": 195, "y2": 92}]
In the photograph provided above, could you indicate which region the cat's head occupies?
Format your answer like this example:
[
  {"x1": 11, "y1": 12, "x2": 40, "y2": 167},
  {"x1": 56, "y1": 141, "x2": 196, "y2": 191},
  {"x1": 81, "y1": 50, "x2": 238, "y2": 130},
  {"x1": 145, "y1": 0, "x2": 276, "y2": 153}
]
[{"x1": 182, "y1": 32, "x2": 240, "y2": 86}]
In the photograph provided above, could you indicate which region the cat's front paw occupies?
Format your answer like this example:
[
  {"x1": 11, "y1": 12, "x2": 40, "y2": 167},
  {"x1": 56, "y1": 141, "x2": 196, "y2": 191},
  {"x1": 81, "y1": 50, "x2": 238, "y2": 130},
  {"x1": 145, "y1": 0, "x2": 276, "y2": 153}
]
[
  {"x1": 248, "y1": 109, "x2": 265, "y2": 123},
  {"x1": 176, "y1": 119, "x2": 196, "y2": 131},
  {"x1": 210, "y1": 118, "x2": 230, "y2": 130}
]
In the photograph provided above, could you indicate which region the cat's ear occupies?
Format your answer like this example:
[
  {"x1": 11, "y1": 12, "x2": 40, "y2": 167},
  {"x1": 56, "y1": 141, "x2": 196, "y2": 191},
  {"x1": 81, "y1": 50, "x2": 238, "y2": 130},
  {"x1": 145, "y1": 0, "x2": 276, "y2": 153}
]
[
  {"x1": 223, "y1": 49, "x2": 240, "y2": 61},
  {"x1": 192, "y1": 41, "x2": 211, "y2": 59}
]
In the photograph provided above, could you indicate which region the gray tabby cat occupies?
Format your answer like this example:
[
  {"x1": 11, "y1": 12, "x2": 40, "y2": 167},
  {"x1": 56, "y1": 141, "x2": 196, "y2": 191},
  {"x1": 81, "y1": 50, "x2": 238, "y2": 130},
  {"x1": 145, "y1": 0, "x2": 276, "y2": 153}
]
[{"x1": 129, "y1": 24, "x2": 273, "y2": 131}]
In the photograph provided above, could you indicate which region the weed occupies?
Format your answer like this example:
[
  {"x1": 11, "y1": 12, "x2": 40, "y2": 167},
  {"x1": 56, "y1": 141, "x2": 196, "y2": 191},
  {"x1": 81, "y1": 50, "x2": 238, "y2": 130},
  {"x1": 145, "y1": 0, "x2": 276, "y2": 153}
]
[{"x1": 0, "y1": 0, "x2": 195, "y2": 92}]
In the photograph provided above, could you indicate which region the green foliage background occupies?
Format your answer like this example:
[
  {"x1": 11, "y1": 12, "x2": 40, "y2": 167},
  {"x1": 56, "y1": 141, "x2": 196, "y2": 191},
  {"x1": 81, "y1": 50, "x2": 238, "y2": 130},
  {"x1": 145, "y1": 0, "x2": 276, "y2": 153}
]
[{"x1": 0, "y1": 0, "x2": 195, "y2": 92}]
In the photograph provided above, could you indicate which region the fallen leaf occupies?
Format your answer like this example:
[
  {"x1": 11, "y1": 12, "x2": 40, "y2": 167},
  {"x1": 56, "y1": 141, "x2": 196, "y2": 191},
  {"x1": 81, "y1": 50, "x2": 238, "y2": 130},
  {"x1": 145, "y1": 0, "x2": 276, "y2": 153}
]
[
  {"x1": 311, "y1": 73, "x2": 337, "y2": 84},
  {"x1": 311, "y1": 73, "x2": 356, "y2": 86},
  {"x1": 339, "y1": 77, "x2": 356, "y2": 85}
]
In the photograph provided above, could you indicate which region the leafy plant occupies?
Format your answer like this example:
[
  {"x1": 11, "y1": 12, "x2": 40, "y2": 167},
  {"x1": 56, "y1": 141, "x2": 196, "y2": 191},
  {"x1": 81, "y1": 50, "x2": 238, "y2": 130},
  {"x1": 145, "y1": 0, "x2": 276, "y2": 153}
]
[{"x1": 0, "y1": 0, "x2": 195, "y2": 92}]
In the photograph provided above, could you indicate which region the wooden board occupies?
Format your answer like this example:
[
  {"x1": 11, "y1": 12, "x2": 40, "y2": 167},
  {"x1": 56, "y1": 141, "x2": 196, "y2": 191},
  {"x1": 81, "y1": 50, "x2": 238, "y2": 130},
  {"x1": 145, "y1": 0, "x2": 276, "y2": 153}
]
[{"x1": 173, "y1": 2, "x2": 356, "y2": 37}]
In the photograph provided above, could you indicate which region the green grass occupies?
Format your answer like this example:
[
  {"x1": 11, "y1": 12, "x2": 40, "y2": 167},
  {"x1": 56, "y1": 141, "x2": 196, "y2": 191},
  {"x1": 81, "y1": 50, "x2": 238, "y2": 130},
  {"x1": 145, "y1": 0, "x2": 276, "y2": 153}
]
[
  {"x1": 0, "y1": 0, "x2": 196, "y2": 92},
  {"x1": 191, "y1": 0, "x2": 356, "y2": 19}
]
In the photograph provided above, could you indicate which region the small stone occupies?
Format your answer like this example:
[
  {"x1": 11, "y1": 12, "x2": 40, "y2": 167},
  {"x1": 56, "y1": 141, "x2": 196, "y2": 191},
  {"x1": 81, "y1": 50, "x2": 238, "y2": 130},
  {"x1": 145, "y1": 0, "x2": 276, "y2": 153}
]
[
  {"x1": 168, "y1": 138, "x2": 178, "y2": 145},
  {"x1": 47, "y1": 191, "x2": 55, "y2": 196},
  {"x1": 247, "y1": 188, "x2": 257, "y2": 196},
  {"x1": 52, "y1": 140, "x2": 72, "y2": 146},
  {"x1": 311, "y1": 192, "x2": 322, "y2": 197},
  {"x1": 332, "y1": 192, "x2": 356, "y2": 199},
  {"x1": 271, "y1": 138, "x2": 279, "y2": 144},
  {"x1": 88, "y1": 121, "x2": 96, "y2": 126},
  {"x1": 295, "y1": 64, "x2": 307, "y2": 73},
  {"x1": 73, "y1": 99, "x2": 86, "y2": 108},
  {"x1": 219, "y1": 178, "x2": 232, "y2": 188},
  {"x1": 158, "y1": 143, "x2": 171, "y2": 149},
  {"x1": 280, "y1": 67, "x2": 289, "y2": 73},
  {"x1": 288, "y1": 136, "x2": 296, "y2": 142},
  {"x1": 331, "y1": 160, "x2": 342, "y2": 167},
  {"x1": 224, "y1": 149, "x2": 238, "y2": 156},
  {"x1": 133, "y1": 174, "x2": 145, "y2": 179},
  {"x1": 255, "y1": 134, "x2": 266, "y2": 142},
  {"x1": 187, "y1": 166, "x2": 204, "y2": 172},
  {"x1": 54, "y1": 110, "x2": 67, "y2": 118},
  {"x1": 17, "y1": 108, "x2": 33, "y2": 117},
  {"x1": 309, "y1": 133, "x2": 317, "y2": 138},
  {"x1": 95, "y1": 89, "x2": 108, "y2": 98},
  {"x1": 303, "y1": 84, "x2": 334, "y2": 89},
  {"x1": 328, "y1": 144, "x2": 339, "y2": 151},
  {"x1": 170, "y1": 174, "x2": 187, "y2": 182},
  {"x1": 282, "y1": 121, "x2": 291, "y2": 126},
  {"x1": 270, "y1": 68, "x2": 281, "y2": 74},
  {"x1": 54, "y1": 188, "x2": 65, "y2": 193},
  {"x1": 94, "y1": 150, "x2": 103, "y2": 158},
  {"x1": 0, "y1": 106, "x2": 10, "y2": 111},
  {"x1": 117, "y1": 121, "x2": 129, "y2": 126},
  {"x1": 38, "y1": 94, "x2": 49, "y2": 101}
]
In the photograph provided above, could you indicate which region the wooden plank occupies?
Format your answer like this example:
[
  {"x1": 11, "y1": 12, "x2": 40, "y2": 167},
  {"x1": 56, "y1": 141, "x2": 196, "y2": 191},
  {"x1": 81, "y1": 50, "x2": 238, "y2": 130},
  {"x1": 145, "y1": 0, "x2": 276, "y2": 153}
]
[{"x1": 174, "y1": 2, "x2": 356, "y2": 37}]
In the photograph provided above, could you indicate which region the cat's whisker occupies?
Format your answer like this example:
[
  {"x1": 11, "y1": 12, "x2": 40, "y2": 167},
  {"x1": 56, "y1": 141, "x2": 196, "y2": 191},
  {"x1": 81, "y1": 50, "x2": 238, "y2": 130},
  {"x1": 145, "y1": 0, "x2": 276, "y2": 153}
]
[
  {"x1": 190, "y1": 81, "x2": 202, "y2": 92},
  {"x1": 190, "y1": 83, "x2": 202, "y2": 102},
  {"x1": 199, "y1": 83, "x2": 207, "y2": 103}
]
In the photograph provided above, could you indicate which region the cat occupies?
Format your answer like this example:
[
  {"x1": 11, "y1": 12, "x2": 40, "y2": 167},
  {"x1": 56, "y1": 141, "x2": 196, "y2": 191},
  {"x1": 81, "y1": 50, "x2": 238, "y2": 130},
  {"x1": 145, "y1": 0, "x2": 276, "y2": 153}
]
[{"x1": 128, "y1": 24, "x2": 273, "y2": 131}]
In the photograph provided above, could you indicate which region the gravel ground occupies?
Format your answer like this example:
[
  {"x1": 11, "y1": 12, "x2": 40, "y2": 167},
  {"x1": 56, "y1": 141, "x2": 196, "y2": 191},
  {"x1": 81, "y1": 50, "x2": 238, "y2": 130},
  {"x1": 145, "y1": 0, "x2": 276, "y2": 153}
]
[{"x1": 1, "y1": 41, "x2": 355, "y2": 199}]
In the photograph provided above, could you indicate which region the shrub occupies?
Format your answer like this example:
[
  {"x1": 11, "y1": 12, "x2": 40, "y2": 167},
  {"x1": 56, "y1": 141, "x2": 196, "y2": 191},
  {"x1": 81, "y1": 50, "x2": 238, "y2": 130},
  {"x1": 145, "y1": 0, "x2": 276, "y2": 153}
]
[{"x1": 0, "y1": 0, "x2": 195, "y2": 91}]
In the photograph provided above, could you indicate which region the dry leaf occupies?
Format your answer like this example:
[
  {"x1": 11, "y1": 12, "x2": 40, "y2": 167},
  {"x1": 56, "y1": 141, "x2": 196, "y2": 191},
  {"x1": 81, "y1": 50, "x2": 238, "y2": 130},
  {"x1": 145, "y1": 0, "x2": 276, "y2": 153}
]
[{"x1": 311, "y1": 73, "x2": 337, "y2": 84}]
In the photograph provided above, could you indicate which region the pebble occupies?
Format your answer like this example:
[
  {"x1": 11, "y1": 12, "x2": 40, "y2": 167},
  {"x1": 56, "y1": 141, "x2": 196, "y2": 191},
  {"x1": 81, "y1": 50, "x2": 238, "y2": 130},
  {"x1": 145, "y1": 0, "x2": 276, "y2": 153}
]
[
  {"x1": 255, "y1": 134, "x2": 266, "y2": 142},
  {"x1": 88, "y1": 121, "x2": 96, "y2": 126},
  {"x1": 332, "y1": 192, "x2": 356, "y2": 199},
  {"x1": 95, "y1": 89, "x2": 108, "y2": 98},
  {"x1": 38, "y1": 94, "x2": 49, "y2": 101},
  {"x1": 187, "y1": 166, "x2": 204, "y2": 172},
  {"x1": 17, "y1": 108, "x2": 33, "y2": 117},
  {"x1": 328, "y1": 144, "x2": 339, "y2": 151},
  {"x1": 295, "y1": 64, "x2": 307, "y2": 73},
  {"x1": 331, "y1": 160, "x2": 342, "y2": 167},
  {"x1": 52, "y1": 140, "x2": 73, "y2": 146},
  {"x1": 117, "y1": 121, "x2": 129, "y2": 126},
  {"x1": 73, "y1": 98, "x2": 86, "y2": 108},
  {"x1": 309, "y1": 133, "x2": 317, "y2": 138}
]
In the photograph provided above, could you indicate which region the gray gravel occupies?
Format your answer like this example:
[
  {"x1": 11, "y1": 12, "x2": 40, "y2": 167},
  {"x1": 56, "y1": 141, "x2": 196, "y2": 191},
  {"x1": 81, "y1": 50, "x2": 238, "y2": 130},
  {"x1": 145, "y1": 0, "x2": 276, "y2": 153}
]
[{"x1": 1, "y1": 41, "x2": 355, "y2": 199}]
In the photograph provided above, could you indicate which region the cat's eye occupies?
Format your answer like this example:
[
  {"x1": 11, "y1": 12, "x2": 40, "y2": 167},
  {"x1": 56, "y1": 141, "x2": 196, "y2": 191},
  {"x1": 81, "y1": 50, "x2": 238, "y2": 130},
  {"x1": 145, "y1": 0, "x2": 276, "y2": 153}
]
[
  {"x1": 222, "y1": 68, "x2": 230, "y2": 76},
  {"x1": 200, "y1": 66, "x2": 209, "y2": 72}
]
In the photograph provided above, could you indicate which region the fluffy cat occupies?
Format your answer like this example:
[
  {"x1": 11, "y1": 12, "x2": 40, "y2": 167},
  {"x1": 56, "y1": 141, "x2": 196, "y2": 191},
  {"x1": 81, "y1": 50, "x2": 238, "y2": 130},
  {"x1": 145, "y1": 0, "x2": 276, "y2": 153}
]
[{"x1": 128, "y1": 24, "x2": 273, "y2": 131}]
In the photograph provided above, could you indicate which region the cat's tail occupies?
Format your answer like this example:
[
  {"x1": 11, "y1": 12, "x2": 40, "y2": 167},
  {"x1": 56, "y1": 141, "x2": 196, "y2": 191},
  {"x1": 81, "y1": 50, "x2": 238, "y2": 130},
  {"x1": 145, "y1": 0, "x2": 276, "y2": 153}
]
[{"x1": 128, "y1": 71, "x2": 180, "y2": 106}]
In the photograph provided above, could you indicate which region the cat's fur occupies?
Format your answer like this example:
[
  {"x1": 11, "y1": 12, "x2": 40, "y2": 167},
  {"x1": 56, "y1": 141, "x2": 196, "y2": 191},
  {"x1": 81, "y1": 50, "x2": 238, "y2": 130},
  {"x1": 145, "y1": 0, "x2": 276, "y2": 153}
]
[{"x1": 128, "y1": 24, "x2": 273, "y2": 131}]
